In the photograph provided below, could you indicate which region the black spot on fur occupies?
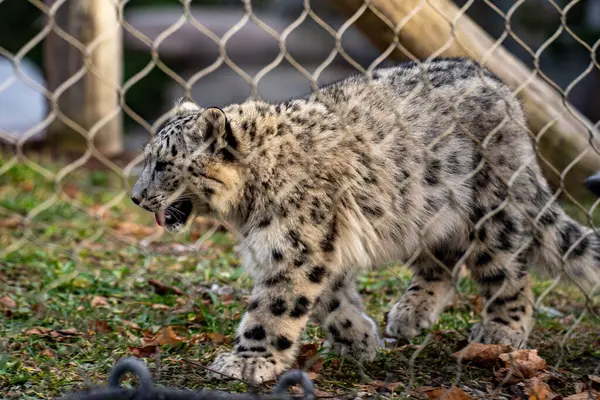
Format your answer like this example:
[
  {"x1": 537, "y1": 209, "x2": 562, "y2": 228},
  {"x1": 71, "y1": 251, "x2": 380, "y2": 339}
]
[
  {"x1": 258, "y1": 218, "x2": 272, "y2": 228},
  {"x1": 270, "y1": 298, "x2": 287, "y2": 316},
  {"x1": 290, "y1": 296, "x2": 311, "y2": 318},
  {"x1": 538, "y1": 208, "x2": 558, "y2": 226},
  {"x1": 308, "y1": 266, "x2": 327, "y2": 283},
  {"x1": 559, "y1": 220, "x2": 583, "y2": 258},
  {"x1": 320, "y1": 216, "x2": 338, "y2": 252},
  {"x1": 331, "y1": 275, "x2": 345, "y2": 291},
  {"x1": 407, "y1": 285, "x2": 421, "y2": 292},
  {"x1": 491, "y1": 292, "x2": 520, "y2": 307},
  {"x1": 272, "y1": 249, "x2": 284, "y2": 262},
  {"x1": 274, "y1": 336, "x2": 292, "y2": 351},
  {"x1": 170, "y1": 145, "x2": 178, "y2": 157},
  {"x1": 263, "y1": 272, "x2": 288, "y2": 286},
  {"x1": 287, "y1": 230, "x2": 300, "y2": 247},
  {"x1": 248, "y1": 299, "x2": 259, "y2": 311},
  {"x1": 478, "y1": 270, "x2": 506, "y2": 285},
  {"x1": 492, "y1": 317, "x2": 510, "y2": 326},
  {"x1": 476, "y1": 252, "x2": 493, "y2": 266},
  {"x1": 423, "y1": 158, "x2": 442, "y2": 185},
  {"x1": 328, "y1": 298, "x2": 341, "y2": 312},
  {"x1": 244, "y1": 325, "x2": 266, "y2": 340},
  {"x1": 328, "y1": 324, "x2": 340, "y2": 337},
  {"x1": 342, "y1": 319, "x2": 353, "y2": 329}
]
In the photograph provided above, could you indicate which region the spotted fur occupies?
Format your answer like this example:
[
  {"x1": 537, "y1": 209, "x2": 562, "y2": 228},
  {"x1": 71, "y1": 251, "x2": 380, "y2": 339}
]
[{"x1": 131, "y1": 58, "x2": 600, "y2": 384}]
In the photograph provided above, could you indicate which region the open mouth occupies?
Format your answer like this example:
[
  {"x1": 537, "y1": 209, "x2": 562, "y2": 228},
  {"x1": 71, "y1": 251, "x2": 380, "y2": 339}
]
[{"x1": 154, "y1": 199, "x2": 193, "y2": 228}]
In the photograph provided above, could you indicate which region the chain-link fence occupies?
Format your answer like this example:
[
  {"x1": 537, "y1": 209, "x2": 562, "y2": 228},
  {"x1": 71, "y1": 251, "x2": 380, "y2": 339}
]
[{"x1": 1, "y1": 0, "x2": 599, "y2": 399}]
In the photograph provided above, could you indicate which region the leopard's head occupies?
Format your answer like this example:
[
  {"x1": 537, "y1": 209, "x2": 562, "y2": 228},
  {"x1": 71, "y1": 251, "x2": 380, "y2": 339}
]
[{"x1": 130, "y1": 101, "x2": 244, "y2": 232}]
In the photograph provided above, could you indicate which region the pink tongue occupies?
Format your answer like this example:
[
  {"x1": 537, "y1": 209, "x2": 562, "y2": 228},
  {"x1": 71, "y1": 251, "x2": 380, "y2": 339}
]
[{"x1": 154, "y1": 212, "x2": 166, "y2": 227}]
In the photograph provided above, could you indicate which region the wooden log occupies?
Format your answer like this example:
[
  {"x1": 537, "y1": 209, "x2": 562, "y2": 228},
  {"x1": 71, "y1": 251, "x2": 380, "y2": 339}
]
[
  {"x1": 332, "y1": 0, "x2": 600, "y2": 204},
  {"x1": 44, "y1": 0, "x2": 123, "y2": 157}
]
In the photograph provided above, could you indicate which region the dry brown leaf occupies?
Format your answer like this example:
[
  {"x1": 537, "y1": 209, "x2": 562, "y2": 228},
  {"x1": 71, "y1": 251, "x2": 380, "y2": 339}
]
[
  {"x1": 0, "y1": 296, "x2": 16, "y2": 309},
  {"x1": 220, "y1": 293, "x2": 235, "y2": 305},
  {"x1": 88, "y1": 320, "x2": 110, "y2": 334},
  {"x1": 56, "y1": 328, "x2": 81, "y2": 336},
  {"x1": 148, "y1": 279, "x2": 185, "y2": 295},
  {"x1": 563, "y1": 391, "x2": 600, "y2": 400},
  {"x1": 574, "y1": 383, "x2": 588, "y2": 394},
  {"x1": 525, "y1": 377, "x2": 555, "y2": 400},
  {"x1": 90, "y1": 295, "x2": 109, "y2": 308},
  {"x1": 25, "y1": 327, "x2": 52, "y2": 336},
  {"x1": 143, "y1": 326, "x2": 186, "y2": 347},
  {"x1": 0, "y1": 217, "x2": 20, "y2": 229},
  {"x1": 40, "y1": 349, "x2": 54, "y2": 358},
  {"x1": 121, "y1": 320, "x2": 140, "y2": 330},
  {"x1": 499, "y1": 349, "x2": 547, "y2": 379},
  {"x1": 151, "y1": 304, "x2": 170, "y2": 311},
  {"x1": 452, "y1": 342, "x2": 513, "y2": 363},
  {"x1": 63, "y1": 183, "x2": 79, "y2": 198},
  {"x1": 129, "y1": 344, "x2": 158, "y2": 358},
  {"x1": 364, "y1": 380, "x2": 402, "y2": 394},
  {"x1": 591, "y1": 376, "x2": 600, "y2": 391},
  {"x1": 420, "y1": 386, "x2": 473, "y2": 399},
  {"x1": 207, "y1": 332, "x2": 229, "y2": 345},
  {"x1": 296, "y1": 342, "x2": 321, "y2": 369}
]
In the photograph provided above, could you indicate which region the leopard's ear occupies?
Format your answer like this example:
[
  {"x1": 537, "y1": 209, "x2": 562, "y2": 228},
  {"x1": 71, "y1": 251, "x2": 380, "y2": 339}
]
[
  {"x1": 202, "y1": 107, "x2": 238, "y2": 161},
  {"x1": 174, "y1": 99, "x2": 201, "y2": 115}
]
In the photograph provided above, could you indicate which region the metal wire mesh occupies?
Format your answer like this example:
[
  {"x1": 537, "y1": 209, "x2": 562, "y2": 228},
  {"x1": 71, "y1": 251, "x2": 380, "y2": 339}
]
[{"x1": 1, "y1": 0, "x2": 599, "y2": 399}]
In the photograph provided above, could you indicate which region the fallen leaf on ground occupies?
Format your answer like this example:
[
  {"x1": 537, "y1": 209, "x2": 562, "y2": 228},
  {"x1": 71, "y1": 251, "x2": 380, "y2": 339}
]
[
  {"x1": 40, "y1": 349, "x2": 54, "y2": 358},
  {"x1": 220, "y1": 292, "x2": 235, "y2": 304},
  {"x1": 452, "y1": 342, "x2": 513, "y2": 363},
  {"x1": 499, "y1": 349, "x2": 547, "y2": 380},
  {"x1": 361, "y1": 380, "x2": 402, "y2": 394},
  {"x1": 419, "y1": 386, "x2": 473, "y2": 399},
  {"x1": 143, "y1": 326, "x2": 187, "y2": 346},
  {"x1": 25, "y1": 327, "x2": 52, "y2": 336},
  {"x1": 88, "y1": 320, "x2": 110, "y2": 334},
  {"x1": 62, "y1": 183, "x2": 79, "y2": 198},
  {"x1": 0, "y1": 217, "x2": 20, "y2": 229},
  {"x1": 148, "y1": 279, "x2": 185, "y2": 295},
  {"x1": 90, "y1": 295, "x2": 109, "y2": 308},
  {"x1": 121, "y1": 320, "x2": 140, "y2": 330},
  {"x1": 151, "y1": 304, "x2": 170, "y2": 311},
  {"x1": 55, "y1": 328, "x2": 81, "y2": 336},
  {"x1": 591, "y1": 376, "x2": 600, "y2": 391},
  {"x1": 525, "y1": 377, "x2": 556, "y2": 400},
  {"x1": 295, "y1": 342, "x2": 321, "y2": 369},
  {"x1": 129, "y1": 344, "x2": 159, "y2": 358},
  {"x1": 574, "y1": 383, "x2": 588, "y2": 394},
  {"x1": 0, "y1": 296, "x2": 16, "y2": 309},
  {"x1": 563, "y1": 391, "x2": 600, "y2": 400},
  {"x1": 207, "y1": 332, "x2": 229, "y2": 345},
  {"x1": 24, "y1": 327, "x2": 81, "y2": 341}
]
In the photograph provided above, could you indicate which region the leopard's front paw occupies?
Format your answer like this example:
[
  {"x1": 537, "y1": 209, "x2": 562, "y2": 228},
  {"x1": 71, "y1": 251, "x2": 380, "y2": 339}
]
[
  {"x1": 207, "y1": 352, "x2": 285, "y2": 384},
  {"x1": 469, "y1": 322, "x2": 528, "y2": 349},
  {"x1": 325, "y1": 313, "x2": 381, "y2": 362},
  {"x1": 385, "y1": 300, "x2": 437, "y2": 339}
]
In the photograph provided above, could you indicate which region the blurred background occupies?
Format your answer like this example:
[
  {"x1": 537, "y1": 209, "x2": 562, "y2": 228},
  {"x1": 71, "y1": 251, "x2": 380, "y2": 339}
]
[{"x1": 1, "y1": 0, "x2": 599, "y2": 156}]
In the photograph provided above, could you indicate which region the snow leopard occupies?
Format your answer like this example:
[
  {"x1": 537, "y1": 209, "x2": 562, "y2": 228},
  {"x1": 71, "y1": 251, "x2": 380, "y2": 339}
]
[{"x1": 130, "y1": 58, "x2": 600, "y2": 384}]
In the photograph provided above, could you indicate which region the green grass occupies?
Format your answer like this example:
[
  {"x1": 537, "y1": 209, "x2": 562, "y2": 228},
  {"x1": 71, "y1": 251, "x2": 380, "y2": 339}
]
[{"x1": 0, "y1": 153, "x2": 598, "y2": 399}]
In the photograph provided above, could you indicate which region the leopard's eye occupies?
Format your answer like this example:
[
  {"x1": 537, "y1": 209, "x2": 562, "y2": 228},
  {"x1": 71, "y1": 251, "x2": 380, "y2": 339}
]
[{"x1": 155, "y1": 161, "x2": 167, "y2": 172}]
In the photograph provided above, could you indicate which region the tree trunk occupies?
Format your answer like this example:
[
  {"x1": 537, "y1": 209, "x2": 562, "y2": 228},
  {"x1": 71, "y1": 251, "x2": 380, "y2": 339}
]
[
  {"x1": 332, "y1": 0, "x2": 600, "y2": 204},
  {"x1": 44, "y1": 0, "x2": 123, "y2": 157}
]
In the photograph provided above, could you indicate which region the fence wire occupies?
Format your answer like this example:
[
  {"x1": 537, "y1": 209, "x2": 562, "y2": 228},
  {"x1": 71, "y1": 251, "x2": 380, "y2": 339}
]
[{"x1": 1, "y1": 0, "x2": 599, "y2": 399}]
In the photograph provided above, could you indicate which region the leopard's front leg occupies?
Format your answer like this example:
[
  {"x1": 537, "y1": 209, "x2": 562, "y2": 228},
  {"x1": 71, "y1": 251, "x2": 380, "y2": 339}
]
[{"x1": 208, "y1": 265, "x2": 330, "y2": 384}]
